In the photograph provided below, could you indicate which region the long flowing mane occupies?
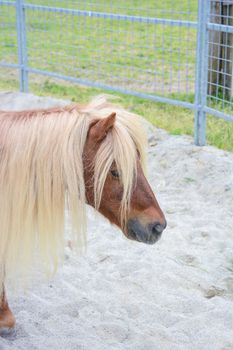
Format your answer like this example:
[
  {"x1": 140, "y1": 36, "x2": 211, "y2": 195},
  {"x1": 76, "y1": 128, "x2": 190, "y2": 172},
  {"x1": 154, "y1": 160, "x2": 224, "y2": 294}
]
[{"x1": 0, "y1": 95, "x2": 147, "y2": 290}]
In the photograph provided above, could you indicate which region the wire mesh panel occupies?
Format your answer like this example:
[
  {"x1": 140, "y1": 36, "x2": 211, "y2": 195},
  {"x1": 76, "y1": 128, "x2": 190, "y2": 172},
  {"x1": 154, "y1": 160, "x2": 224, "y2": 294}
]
[
  {"x1": 0, "y1": 1, "x2": 17, "y2": 66},
  {"x1": 21, "y1": 0, "x2": 197, "y2": 105},
  {"x1": 207, "y1": 0, "x2": 233, "y2": 118},
  {"x1": 0, "y1": 1, "x2": 18, "y2": 87}
]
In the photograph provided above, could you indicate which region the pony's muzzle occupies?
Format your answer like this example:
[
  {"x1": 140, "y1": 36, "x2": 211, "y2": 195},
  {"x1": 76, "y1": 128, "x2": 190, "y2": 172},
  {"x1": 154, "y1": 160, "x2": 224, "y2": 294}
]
[{"x1": 127, "y1": 218, "x2": 166, "y2": 244}]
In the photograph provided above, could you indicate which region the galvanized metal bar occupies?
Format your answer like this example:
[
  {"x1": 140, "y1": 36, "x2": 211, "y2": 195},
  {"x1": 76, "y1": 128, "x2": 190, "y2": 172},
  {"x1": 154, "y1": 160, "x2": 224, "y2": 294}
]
[
  {"x1": 26, "y1": 67, "x2": 196, "y2": 110},
  {"x1": 16, "y1": 0, "x2": 28, "y2": 92},
  {"x1": 207, "y1": 22, "x2": 233, "y2": 34},
  {"x1": 194, "y1": 0, "x2": 210, "y2": 146},
  {"x1": 23, "y1": 4, "x2": 198, "y2": 28},
  {"x1": 204, "y1": 106, "x2": 233, "y2": 121},
  {"x1": 0, "y1": 1, "x2": 15, "y2": 5},
  {"x1": 0, "y1": 62, "x2": 20, "y2": 69}
]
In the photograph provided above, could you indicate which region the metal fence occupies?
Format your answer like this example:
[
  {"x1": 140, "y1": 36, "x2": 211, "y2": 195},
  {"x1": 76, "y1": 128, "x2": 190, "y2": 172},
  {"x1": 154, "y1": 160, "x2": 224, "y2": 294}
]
[{"x1": 0, "y1": 0, "x2": 233, "y2": 145}]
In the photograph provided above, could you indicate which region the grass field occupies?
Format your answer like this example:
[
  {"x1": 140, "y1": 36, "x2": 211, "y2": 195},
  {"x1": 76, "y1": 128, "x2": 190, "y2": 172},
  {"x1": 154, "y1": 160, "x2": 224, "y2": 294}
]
[
  {"x1": 0, "y1": 0, "x2": 232, "y2": 151},
  {"x1": 0, "y1": 0, "x2": 197, "y2": 95}
]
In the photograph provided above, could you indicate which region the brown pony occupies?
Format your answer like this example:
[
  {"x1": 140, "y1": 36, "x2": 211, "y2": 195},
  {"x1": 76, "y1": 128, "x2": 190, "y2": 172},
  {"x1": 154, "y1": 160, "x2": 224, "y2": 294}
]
[{"x1": 0, "y1": 95, "x2": 166, "y2": 329}]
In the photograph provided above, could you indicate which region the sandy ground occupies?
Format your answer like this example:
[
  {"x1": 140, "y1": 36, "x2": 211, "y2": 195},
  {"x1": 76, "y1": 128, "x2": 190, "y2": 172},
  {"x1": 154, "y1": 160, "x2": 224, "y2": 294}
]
[{"x1": 0, "y1": 92, "x2": 233, "y2": 350}]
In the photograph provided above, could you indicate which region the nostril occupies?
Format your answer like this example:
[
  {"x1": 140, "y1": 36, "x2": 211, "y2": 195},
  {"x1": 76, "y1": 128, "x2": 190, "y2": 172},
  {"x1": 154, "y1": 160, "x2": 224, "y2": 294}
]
[
  {"x1": 151, "y1": 224, "x2": 159, "y2": 235},
  {"x1": 150, "y1": 222, "x2": 165, "y2": 236}
]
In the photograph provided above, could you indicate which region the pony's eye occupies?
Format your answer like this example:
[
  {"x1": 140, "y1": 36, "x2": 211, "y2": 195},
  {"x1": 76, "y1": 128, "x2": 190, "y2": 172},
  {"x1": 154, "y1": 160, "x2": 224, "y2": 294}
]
[{"x1": 111, "y1": 169, "x2": 119, "y2": 178}]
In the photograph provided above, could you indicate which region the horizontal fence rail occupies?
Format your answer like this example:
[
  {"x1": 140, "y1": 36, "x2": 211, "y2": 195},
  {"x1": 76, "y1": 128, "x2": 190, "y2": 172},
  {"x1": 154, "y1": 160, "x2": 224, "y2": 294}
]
[
  {"x1": 0, "y1": 0, "x2": 232, "y2": 145},
  {"x1": 23, "y1": 4, "x2": 198, "y2": 27}
]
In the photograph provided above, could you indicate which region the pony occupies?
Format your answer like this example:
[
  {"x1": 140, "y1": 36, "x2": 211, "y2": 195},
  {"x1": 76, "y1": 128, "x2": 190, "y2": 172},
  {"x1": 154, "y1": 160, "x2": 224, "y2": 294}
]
[{"x1": 0, "y1": 95, "x2": 166, "y2": 329}]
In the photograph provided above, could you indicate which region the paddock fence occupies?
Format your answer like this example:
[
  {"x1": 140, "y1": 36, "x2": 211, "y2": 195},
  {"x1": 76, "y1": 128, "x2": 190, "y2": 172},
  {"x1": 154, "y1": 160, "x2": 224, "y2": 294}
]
[{"x1": 0, "y1": 0, "x2": 233, "y2": 145}]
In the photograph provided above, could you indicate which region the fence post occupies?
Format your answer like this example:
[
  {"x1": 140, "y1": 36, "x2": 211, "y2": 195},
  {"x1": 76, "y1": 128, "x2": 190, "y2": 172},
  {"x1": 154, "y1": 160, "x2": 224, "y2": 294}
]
[
  {"x1": 194, "y1": 0, "x2": 210, "y2": 146},
  {"x1": 16, "y1": 0, "x2": 28, "y2": 92}
]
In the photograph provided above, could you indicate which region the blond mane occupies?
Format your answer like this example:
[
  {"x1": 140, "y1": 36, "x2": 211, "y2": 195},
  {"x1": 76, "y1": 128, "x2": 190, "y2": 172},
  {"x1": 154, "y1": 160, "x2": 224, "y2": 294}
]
[{"x1": 0, "y1": 95, "x2": 147, "y2": 291}]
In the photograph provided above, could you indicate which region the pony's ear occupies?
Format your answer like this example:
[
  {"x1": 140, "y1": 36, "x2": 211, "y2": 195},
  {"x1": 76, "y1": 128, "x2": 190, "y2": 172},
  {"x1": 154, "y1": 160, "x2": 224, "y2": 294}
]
[{"x1": 88, "y1": 112, "x2": 116, "y2": 142}]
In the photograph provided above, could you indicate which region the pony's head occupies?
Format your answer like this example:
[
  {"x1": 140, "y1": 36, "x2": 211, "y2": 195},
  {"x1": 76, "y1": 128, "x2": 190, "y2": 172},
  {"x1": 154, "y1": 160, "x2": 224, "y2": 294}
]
[
  {"x1": 0, "y1": 95, "x2": 166, "y2": 292},
  {"x1": 83, "y1": 104, "x2": 166, "y2": 244}
]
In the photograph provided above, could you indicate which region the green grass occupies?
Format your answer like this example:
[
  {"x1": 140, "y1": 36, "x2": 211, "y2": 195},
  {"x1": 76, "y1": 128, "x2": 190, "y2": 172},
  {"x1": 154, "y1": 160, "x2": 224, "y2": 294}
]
[
  {"x1": 0, "y1": 0, "x2": 232, "y2": 152},
  {"x1": 0, "y1": 1, "x2": 197, "y2": 95}
]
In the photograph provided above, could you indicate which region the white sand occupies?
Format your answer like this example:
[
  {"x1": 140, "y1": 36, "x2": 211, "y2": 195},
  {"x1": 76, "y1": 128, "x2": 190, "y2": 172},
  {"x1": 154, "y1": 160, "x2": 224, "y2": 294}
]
[{"x1": 0, "y1": 92, "x2": 233, "y2": 350}]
